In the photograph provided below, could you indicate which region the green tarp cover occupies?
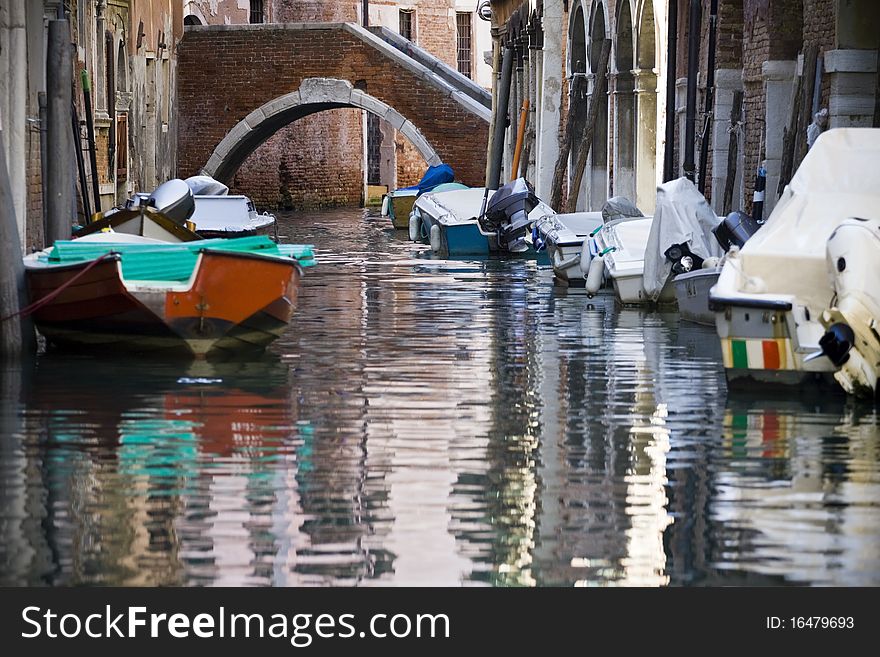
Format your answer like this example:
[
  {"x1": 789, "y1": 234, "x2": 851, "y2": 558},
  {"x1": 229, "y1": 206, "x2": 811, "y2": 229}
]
[{"x1": 44, "y1": 236, "x2": 316, "y2": 283}]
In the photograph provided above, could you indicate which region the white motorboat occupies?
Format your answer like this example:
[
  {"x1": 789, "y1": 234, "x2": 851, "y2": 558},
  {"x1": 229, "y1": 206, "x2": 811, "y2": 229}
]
[
  {"x1": 709, "y1": 128, "x2": 880, "y2": 386},
  {"x1": 806, "y1": 217, "x2": 880, "y2": 398},
  {"x1": 673, "y1": 268, "x2": 722, "y2": 325},
  {"x1": 188, "y1": 195, "x2": 277, "y2": 238},
  {"x1": 410, "y1": 186, "x2": 494, "y2": 255},
  {"x1": 112, "y1": 176, "x2": 277, "y2": 239},
  {"x1": 411, "y1": 181, "x2": 554, "y2": 257},
  {"x1": 590, "y1": 216, "x2": 675, "y2": 305},
  {"x1": 532, "y1": 211, "x2": 603, "y2": 285},
  {"x1": 643, "y1": 177, "x2": 724, "y2": 310}
]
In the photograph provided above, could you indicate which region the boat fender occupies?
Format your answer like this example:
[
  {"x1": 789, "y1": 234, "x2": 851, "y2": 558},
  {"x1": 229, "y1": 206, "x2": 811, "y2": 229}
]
[
  {"x1": 408, "y1": 212, "x2": 420, "y2": 241},
  {"x1": 579, "y1": 237, "x2": 592, "y2": 276},
  {"x1": 532, "y1": 226, "x2": 546, "y2": 252},
  {"x1": 702, "y1": 256, "x2": 720, "y2": 269},
  {"x1": 429, "y1": 224, "x2": 442, "y2": 253},
  {"x1": 381, "y1": 195, "x2": 390, "y2": 216},
  {"x1": 585, "y1": 255, "x2": 605, "y2": 297}
]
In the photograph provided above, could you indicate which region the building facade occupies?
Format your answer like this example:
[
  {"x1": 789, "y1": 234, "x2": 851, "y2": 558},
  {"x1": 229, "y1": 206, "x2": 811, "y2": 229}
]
[
  {"x1": 1, "y1": 0, "x2": 181, "y2": 251},
  {"x1": 488, "y1": 0, "x2": 879, "y2": 216},
  {"x1": 184, "y1": 0, "x2": 492, "y2": 208}
]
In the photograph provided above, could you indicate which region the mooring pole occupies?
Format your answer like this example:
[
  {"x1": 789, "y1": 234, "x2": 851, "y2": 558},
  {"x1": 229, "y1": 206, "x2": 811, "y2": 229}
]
[
  {"x1": 697, "y1": 0, "x2": 718, "y2": 193},
  {"x1": 71, "y1": 103, "x2": 92, "y2": 220},
  {"x1": 81, "y1": 70, "x2": 101, "y2": 217},
  {"x1": 488, "y1": 44, "x2": 514, "y2": 190},
  {"x1": 663, "y1": 0, "x2": 679, "y2": 182},
  {"x1": 683, "y1": 0, "x2": 701, "y2": 182},
  {"x1": 0, "y1": 126, "x2": 36, "y2": 357},
  {"x1": 46, "y1": 19, "x2": 73, "y2": 245},
  {"x1": 38, "y1": 92, "x2": 48, "y2": 242}
]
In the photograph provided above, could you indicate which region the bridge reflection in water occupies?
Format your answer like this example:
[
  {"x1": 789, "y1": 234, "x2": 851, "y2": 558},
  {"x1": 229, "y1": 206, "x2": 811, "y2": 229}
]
[{"x1": 1, "y1": 208, "x2": 878, "y2": 586}]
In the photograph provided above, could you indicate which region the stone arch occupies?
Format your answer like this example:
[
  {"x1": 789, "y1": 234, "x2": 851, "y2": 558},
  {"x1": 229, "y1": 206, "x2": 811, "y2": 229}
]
[
  {"x1": 634, "y1": 0, "x2": 659, "y2": 212},
  {"x1": 202, "y1": 78, "x2": 442, "y2": 183},
  {"x1": 569, "y1": 3, "x2": 588, "y2": 76},
  {"x1": 614, "y1": 1, "x2": 637, "y2": 203},
  {"x1": 587, "y1": 0, "x2": 609, "y2": 210},
  {"x1": 183, "y1": 2, "x2": 207, "y2": 27}
]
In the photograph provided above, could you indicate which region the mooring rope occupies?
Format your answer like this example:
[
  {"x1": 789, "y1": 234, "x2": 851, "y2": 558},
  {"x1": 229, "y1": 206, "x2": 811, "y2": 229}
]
[{"x1": 0, "y1": 252, "x2": 118, "y2": 323}]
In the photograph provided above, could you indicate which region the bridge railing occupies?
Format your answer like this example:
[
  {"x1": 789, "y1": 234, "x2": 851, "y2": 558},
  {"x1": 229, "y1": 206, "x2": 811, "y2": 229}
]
[{"x1": 367, "y1": 25, "x2": 492, "y2": 111}]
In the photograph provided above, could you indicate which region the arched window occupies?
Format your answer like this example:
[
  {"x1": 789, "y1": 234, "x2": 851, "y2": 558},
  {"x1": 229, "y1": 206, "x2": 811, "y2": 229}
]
[{"x1": 184, "y1": 15, "x2": 202, "y2": 26}]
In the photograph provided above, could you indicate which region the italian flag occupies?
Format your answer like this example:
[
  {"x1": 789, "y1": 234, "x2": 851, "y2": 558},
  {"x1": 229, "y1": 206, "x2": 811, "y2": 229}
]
[{"x1": 722, "y1": 338, "x2": 793, "y2": 370}]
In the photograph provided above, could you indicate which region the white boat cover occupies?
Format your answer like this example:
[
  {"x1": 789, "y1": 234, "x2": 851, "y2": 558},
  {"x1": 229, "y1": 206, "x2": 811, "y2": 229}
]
[
  {"x1": 190, "y1": 195, "x2": 275, "y2": 233},
  {"x1": 601, "y1": 196, "x2": 644, "y2": 223},
  {"x1": 415, "y1": 188, "x2": 493, "y2": 225},
  {"x1": 715, "y1": 128, "x2": 880, "y2": 313},
  {"x1": 185, "y1": 175, "x2": 229, "y2": 196},
  {"x1": 643, "y1": 177, "x2": 722, "y2": 301}
]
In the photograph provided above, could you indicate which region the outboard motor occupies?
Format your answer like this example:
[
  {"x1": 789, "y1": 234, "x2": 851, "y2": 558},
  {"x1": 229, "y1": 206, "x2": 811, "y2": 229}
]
[
  {"x1": 147, "y1": 179, "x2": 196, "y2": 224},
  {"x1": 664, "y1": 242, "x2": 705, "y2": 274},
  {"x1": 480, "y1": 177, "x2": 540, "y2": 252},
  {"x1": 806, "y1": 217, "x2": 880, "y2": 398},
  {"x1": 713, "y1": 210, "x2": 761, "y2": 252}
]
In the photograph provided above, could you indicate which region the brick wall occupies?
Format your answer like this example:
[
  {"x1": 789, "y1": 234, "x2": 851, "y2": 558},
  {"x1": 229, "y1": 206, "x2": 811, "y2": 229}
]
[
  {"x1": 25, "y1": 125, "x2": 43, "y2": 252},
  {"x1": 741, "y1": 6, "x2": 770, "y2": 212},
  {"x1": 395, "y1": 135, "x2": 427, "y2": 187},
  {"x1": 177, "y1": 24, "x2": 488, "y2": 202},
  {"x1": 232, "y1": 110, "x2": 365, "y2": 208},
  {"x1": 191, "y1": 0, "x2": 469, "y2": 208},
  {"x1": 803, "y1": 0, "x2": 836, "y2": 108}
]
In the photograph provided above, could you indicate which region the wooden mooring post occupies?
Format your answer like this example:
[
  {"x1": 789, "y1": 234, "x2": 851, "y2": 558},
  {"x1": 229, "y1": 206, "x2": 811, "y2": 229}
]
[
  {"x1": 565, "y1": 38, "x2": 611, "y2": 213},
  {"x1": 0, "y1": 126, "x2": 36, "y2": 357}
]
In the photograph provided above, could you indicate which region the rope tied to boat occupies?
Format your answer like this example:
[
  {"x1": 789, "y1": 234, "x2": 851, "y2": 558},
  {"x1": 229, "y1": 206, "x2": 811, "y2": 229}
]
[{"x1": 0, "y1": 252, "x2": 119, "y2": 324}]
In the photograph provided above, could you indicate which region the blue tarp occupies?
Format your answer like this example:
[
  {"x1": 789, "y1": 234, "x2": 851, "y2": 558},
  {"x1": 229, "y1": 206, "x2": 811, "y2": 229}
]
[{"x1": 399, "y1": 164, "x2": 455, "y2": 196}]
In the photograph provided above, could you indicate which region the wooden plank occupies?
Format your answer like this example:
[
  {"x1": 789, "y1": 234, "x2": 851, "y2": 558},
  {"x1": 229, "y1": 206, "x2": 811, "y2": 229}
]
[
  {"x1": 549, "y1": 71, "x2": 587, "y2": 211},
  {"x1": 565, "y1": 38, "x2": 612, "y2": 213},
  {"x1": 778, "y1": 60, "x2": 804, "y2": 196},
  {"x1": 722, "y1": 89, "x2": 743, "y2": 215},
  {"x1": 793, "y1": 45, "x2": 818, "y2": 171}
]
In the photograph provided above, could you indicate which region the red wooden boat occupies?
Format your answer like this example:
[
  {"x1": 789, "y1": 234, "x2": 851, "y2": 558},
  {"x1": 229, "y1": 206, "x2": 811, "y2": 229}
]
[{"x1": 23, "y1": 235, "x2": 315, "y2": 357}]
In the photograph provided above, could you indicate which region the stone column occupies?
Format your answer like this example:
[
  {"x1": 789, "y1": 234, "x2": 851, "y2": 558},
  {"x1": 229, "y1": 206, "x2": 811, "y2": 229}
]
[
  {"x1": 710, "y1": 68, "x2": 743, "y2": 215},
  {"x1": 824, "y1": 49, "x2": 879, "y2": 128},
  {"x1": 613, "y1": 71, "x2": 636, "y2": 204},
  {"x1": 536, "y1": 3, "x2": 563, "y2": 200},
  {"x1": 675, "y1": 76, "x2": 688, "y2": 177},
  {"x1": 633, "y1": 68, "x2": 657, "y2": 212},
  {"x1": 761, "y1": 60, "x2": 797, "y2": 216},
  {"x1": 587, "y1": 72, "x2": 609, "y2": 211}
]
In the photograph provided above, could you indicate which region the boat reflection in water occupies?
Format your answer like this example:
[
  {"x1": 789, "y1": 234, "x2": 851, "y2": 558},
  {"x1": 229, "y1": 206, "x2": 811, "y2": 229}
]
[
  {"x1": 709, "y1": 395, "x2": 880, "y2": 585},
  {"x1": 2, "y1": 208, "x2": 879, "y2": 587}
]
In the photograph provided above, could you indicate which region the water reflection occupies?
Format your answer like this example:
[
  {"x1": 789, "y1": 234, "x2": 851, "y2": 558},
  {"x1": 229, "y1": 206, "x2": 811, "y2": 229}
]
[{"x1": 1, "y1": 208, "x2": 878, "y2": 586}]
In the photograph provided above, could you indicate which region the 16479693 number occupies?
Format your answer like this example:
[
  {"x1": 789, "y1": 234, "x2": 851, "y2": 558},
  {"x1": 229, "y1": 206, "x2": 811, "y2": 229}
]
[
  {"x1": 792, "y1": 617, "x2": 853, "y2": 629},
  {"x1": 766, "y1": 616, "x2": 855, "y2": 629}
]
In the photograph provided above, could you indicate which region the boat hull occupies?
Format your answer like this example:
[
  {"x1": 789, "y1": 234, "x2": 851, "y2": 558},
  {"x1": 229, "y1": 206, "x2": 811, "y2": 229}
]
[
  {"x1": 673, "y1": 268, "x2": 720, "y2": 325},
  {"x1": 611, "y1": 272, "x2": 675, "y2": 305},
  {"x1": 711, "y1": 296, "x2": 836, "y2": 387},
  {"x1": 26, "y1": 251, "x2": 301, "y2": 357},
  {"x1": 389, "y1": 193, "x2": 417, "y2": 230},
  {"x1": 546, "y1": 241, "x2": 585, "y2": 286},
  {"x1": 435, "y1": 219, "x2": 490, "y2": 256}
]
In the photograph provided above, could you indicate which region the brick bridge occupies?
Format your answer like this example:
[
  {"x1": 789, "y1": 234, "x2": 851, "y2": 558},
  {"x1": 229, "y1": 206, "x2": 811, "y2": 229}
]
[{"x1": 176, "y1": 23, "x2": 491, "y2": 187}]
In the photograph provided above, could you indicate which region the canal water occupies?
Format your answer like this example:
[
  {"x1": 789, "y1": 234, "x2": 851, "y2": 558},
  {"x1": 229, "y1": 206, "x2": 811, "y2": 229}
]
[{"x1": 1, "y1": 208, "x2": 878, "y2": 586}]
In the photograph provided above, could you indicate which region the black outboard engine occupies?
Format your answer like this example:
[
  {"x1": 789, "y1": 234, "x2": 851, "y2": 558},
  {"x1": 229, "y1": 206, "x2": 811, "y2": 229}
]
[
  {"x1": 664, "y1": 242, "x2": 704, "y2": 274},
  {"x1": 480, "y1": 178, "x2": 540, "y2": 252},
  {"x1": 713, "y1": 210, "x2": 761, "y2": 252}
]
